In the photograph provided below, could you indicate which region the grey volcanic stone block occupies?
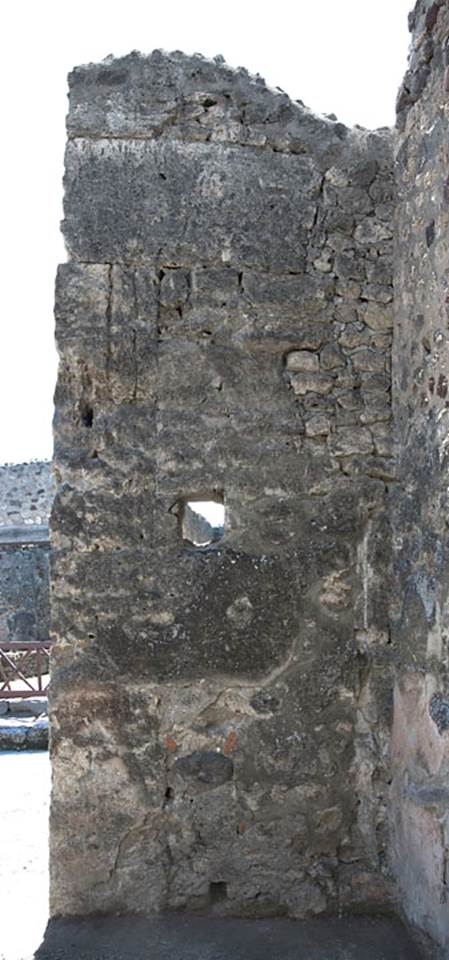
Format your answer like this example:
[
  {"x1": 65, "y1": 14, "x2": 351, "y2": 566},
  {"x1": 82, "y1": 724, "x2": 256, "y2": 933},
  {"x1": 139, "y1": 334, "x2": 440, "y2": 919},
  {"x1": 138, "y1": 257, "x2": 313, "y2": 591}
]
[
  {"x1": 175, "y1": 751, "x2": 234, "y2": 787},
  {"x1": 63, "y1": 139, "x2": 321, "y2": 270}
]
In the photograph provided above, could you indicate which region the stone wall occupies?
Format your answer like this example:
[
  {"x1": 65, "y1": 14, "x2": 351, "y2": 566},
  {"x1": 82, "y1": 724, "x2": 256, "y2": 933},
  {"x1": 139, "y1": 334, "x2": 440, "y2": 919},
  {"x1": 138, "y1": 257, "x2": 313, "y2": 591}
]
[
  {"x1": 50, "y1": 52, "x2": 396, "y2": 919},
  {"x1": 0, "y1": 462, "x2": 54, "y2": 646},
  {"x1": 0, "y1": 537, "x2": 50, "y2": 645},
  {"x1": 0, "y1": 461, "x2": 54, "y2": 527},
  {"x1": 391, "y1": 0, "x2": 449, "y2": 952}
]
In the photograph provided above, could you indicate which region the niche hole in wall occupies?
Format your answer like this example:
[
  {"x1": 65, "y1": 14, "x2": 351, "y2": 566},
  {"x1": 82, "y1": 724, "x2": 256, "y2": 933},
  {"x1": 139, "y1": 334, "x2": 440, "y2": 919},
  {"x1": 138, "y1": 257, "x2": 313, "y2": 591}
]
[
  {"x1": 180, "y1": 494, "x2": 224, "y2": 547},
  {"x1": 209, "y1": 881, "x2": 227, "y2": 904},
  {"x1": 79, "y1": 401, "x2": 94, "y2": 428}
]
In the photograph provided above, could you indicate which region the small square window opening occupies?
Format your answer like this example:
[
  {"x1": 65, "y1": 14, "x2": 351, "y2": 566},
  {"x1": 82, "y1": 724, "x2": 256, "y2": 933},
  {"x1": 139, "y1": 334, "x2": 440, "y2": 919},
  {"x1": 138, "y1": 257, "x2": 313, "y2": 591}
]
[{"x1": 181, "y1": 496, "x2": 224, "y2": 547}]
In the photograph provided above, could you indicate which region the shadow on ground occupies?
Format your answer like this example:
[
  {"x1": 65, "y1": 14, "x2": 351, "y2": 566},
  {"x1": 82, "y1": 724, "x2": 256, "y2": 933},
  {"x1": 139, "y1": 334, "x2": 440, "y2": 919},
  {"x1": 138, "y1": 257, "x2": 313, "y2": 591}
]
[{"x1": 33, "y1": 914, "x2": 429, "y2": 960}]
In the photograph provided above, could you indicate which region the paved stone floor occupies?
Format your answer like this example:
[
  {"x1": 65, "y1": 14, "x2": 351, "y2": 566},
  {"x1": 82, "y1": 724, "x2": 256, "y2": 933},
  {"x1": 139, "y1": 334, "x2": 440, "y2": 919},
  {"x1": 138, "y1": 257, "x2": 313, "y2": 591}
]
[
  {"x1": 0, "y1": 751, "x2": 50, "y2": 960},
  {"x1": 34, "y1": 916, "x2": 427, "y2": 960},
  {"x1": 0, "y1": 751, "x2": 430, "y2": 960}
]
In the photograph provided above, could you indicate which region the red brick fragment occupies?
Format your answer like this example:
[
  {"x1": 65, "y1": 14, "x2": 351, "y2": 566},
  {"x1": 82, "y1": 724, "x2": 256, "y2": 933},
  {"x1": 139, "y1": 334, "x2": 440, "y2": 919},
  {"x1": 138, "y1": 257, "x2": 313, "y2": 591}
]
[
  {"x1": 164, "y1": 735, "x2": 177, "y2": 752},
  {"x1": 223, "y1": 731, "x2": 238, "y2": 755},
  {"x1": 425, "y1": 3, "x2": 439, "y2": 31}
]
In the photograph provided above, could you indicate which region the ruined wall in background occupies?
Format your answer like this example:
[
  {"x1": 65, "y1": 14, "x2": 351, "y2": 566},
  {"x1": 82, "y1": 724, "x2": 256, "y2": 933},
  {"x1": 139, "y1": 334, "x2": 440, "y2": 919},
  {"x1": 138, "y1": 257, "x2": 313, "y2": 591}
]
[
  {"x1": 50, "y1": 53, "x2": 395, "y2": 919},
  {"x1": 0, "y1": 462, "x2": 54, "y2": 645},
  {"x1": 392, "y1": 0, "x2": 449, "y2": 951},
  {"x1": 0, "y1": 461, "x2": 54, "y2": 527}
]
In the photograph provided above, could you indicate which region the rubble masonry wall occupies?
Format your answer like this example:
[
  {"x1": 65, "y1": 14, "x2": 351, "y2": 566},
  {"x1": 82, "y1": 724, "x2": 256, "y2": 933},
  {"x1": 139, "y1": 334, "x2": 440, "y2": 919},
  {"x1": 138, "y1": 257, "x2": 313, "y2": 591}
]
[
  {"x1": 50, "y1": 52, "x2": 395, "y2": 918},
  {"x1": 391, "y1": 0, "x2": 449, "y2": 952}
]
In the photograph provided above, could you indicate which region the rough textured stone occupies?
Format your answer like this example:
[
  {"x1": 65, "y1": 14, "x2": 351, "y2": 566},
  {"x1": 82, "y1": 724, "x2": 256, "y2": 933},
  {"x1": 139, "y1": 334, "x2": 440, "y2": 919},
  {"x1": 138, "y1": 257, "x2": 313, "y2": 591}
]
[
  {"x1": 175, "y1": 751, "x2": 234, "y2": 787},
  {"x1": 285, "y1": 351, "x2": 320, "y2": 373},
  {"x1": 429, "y1": 693, "x2": 449, "y2": 734},
  {"x1": 50, "y1": 50, "x2": 394, "y2": 926},
  {"x1": 391, "y1": 2, "x2": 449, "y2": 956}
]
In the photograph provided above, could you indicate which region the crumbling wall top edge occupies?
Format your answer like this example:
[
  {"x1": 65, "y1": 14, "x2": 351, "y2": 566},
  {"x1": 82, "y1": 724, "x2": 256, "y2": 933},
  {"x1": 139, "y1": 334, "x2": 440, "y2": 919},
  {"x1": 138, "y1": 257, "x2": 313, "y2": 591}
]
[
  {"x1": 67, "y1": 48, "x2": 394, "y2": 158},
  {"x1": 0, "y1": 459, "x2": 51, "y2": 470}
]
